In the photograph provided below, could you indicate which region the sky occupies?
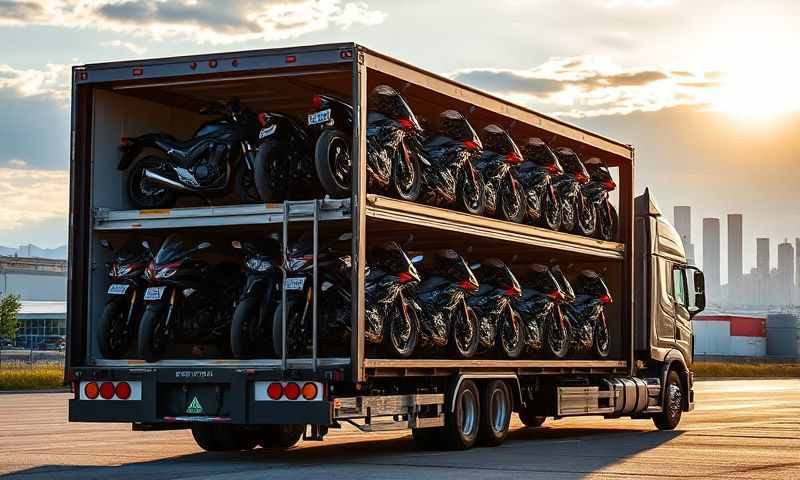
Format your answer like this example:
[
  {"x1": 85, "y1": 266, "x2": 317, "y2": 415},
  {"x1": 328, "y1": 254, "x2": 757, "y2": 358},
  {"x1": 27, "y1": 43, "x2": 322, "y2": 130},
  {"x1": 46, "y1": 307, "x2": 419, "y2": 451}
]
[{"x1": 0, "y1": 0, "x2": 799, "y2": 281}]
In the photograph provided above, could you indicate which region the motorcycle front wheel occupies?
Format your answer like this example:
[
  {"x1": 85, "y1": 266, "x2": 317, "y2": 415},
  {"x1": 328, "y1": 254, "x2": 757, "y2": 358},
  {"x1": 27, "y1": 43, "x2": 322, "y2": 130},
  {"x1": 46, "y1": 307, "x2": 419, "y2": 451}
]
[
  {"x1": 540, "y1": 191, "x2": 562, "y2": 231},
  {"x1": 593, "y1": 317, "x2": 610, "y2": 358},
  {"x1": 597, "y1": 202, "x2": 618, "y2": 241},
  {"x1": 272, "y1": 299, "x2": 305, "y2": 357},
  {"x1": 253, "y1": 140, "x2": 289, "y2": 202},
  {"x1": 391, "y1": 140, "x2": 422, "y2": 202},
  {"x1": 576, "y1": 196, "x2": 597, "y2": 236},
  {"x1": 97, "y1": 300, "x2": 131, "y2": 359},
  {"x1": 449, "y1": 306, "x2": 480, "y2": 358},
  {"x1": 127, "y1": 155, "x2": 176, "y2": 209},
  {"x1": 545, "y1": 313, "x2": 570, "y2": 359},
  {"x1": 314, "y1": 129, "x2": 352, "y2": 198},
  {"x1": 231, "y1": 296, "x2": 268, "y2": 359},
  {"x1": 499, "y1": 177, "x2": 526, "y2": 223},
  {"x1": 385, "y1": 299, "x2": 418, "y2": 358},
  {"x1": 497, "y1": 310, "x2": 524, "y2": 359},
  {"x1": 137, "y1": 304, "x2": 170, "y2": 362},
  {"x1": 456, "y1": 168, "x2": 486, "y2": 216},
  {"x1": 560, "y1": 197, "x2": 578, "y2": 233}
]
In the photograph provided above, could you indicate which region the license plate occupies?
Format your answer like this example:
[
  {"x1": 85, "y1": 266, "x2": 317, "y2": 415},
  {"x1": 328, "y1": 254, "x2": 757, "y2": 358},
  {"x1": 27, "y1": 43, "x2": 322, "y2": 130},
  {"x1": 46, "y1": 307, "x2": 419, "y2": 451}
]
[
  {"x1": 258, "y1": 125, "x2": 276, "y2": 139},
  {"x1": 307, "y1": 109, "x2": 331, "y2": 126},
  {"x1": 144, "y1": 286, "x2": 166, "y2": 301},
  {"x1": 283, "y1": 277, "x2": 306, "y2": 291},
  {"x1": 107, "y1": 284, "x2": 129, "y2": 295}
]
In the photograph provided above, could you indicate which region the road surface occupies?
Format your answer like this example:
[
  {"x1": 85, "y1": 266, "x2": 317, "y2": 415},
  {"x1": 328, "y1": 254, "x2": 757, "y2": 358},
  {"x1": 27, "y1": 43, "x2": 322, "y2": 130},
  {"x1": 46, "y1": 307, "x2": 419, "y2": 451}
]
[{"x1": 1, "y1": 379, "x2": 799, "y2": 479}]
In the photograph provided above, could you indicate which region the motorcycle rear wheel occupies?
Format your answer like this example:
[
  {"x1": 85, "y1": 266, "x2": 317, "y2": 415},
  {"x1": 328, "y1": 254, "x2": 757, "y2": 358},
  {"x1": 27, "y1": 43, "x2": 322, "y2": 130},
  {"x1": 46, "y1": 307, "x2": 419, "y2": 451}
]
[
  {"x1": 449, "y1": 307, "x2": 479, "y2": 358},
  {"x1": 497, "y1": 310, "x2": 524, "y2": 359},
  {"x1": 253, "y1": 140, "x2": 289, "y2": 202},
  {"x1": 314, "y1": 128, "x2": 352, "y2": 198},
  {"x1": 127, "y1": 155, "x2": 176, "y2": 209},
  {"x1": 456, "y1": 169, "x2": 486, "y2": 216},
  {"x1": 97, "y1": 300, "x2": 130, "y2": 359},
  {"x1": 137, "y1": 305, "x2": 169, "y2": 362},
  {"x1": 593, "y1": 317, "x2": 610, "y2": 358},
  {"x1": 391, "y1": 140, "x2": 422, "y2": 202}
]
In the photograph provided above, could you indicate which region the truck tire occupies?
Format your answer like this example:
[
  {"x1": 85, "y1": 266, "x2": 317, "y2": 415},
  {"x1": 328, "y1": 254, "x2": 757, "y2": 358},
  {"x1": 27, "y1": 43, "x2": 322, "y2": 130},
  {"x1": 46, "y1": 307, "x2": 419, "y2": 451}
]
[
  {"x1": 653, "y1": 370, "x2": 683, "y2": 430},
  {"x1": 443, "y1": 379, "x2": 480, "y2": 450},
  {"x1": 191, "y1": 425, "x2": 254, "y2": 451},
  {"x1": 258, "y1": 424, "x2": 304, "y2": 449},
  {"x1": 315, "y1": 128, "x2": 351, "y2": 198},
  {"x1": 478, "y1": 380, "x2": 512, "y2": 446},
  {"x1": 518, "y1": 410, "x2": 546, "y2": 428}
]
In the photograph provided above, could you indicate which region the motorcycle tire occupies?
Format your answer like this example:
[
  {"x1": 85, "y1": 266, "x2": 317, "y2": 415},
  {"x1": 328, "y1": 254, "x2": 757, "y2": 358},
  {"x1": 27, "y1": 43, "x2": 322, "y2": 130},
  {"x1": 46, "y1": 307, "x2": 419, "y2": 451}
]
[
  {"x1": 545, "y1": 312, "x2": 570, "y2": 359},
  {"x1": 539, "y1": 191, "x2": 562, "y2": 231},
  {"x1": 598, "y1": 203, "x2": 618, "y2": 242},
  {"x1": 314, "y1": 128, "x2": 352, "y2": 198},
  {"x1": 385, "y1": 300, "x2": 418, "y2": 358},
  {"x1": 391, "y1": 140, "x2": 422, "y2": 202},
  {"x1": 496, "y1": 310, "x2": 524, "y2": 359},
  {"x1": 272, "y1": 299, "x2": 303, "y2": 357},
  {"x1": 137, "y1": 305, "x2": 169, "y2": 362},
  {"x1": 575, "y1": 196, "x2": 597, "y2": 237},
  {"x1": 560, "y1": 197, "x2": 578, "y2": 233},
  {"x1": 593, "y1": 316, "x2": 610, "y2": 359},
  {"x1": 231, "y1": 297, "x2": 258, "y2": 359},
  {"x1": 449, "y1": 306, "x2": 480, "y2": 359},
  {"x1": 127, "y1": 155, "x2": 176, "y2": 209},
  {"x1": 456, "y1": 169, "x2": 486, "y2": 216},
  {"x1": 97, "y1": 300, "x2": 130, "y2": 359},
  {"x1": 253, "y1": 140, "x2": 289, "y2": 202},
  {"x1": 499, "y1": 178, "x2": 526, "y2": 223}
]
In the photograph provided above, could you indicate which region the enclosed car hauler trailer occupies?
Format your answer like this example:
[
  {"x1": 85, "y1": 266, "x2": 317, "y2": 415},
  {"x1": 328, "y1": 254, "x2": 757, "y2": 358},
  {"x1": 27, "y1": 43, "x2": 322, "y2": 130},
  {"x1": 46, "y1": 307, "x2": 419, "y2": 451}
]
[{"x1": 67, "y1": 43, "x2": 706, "y2": 450}]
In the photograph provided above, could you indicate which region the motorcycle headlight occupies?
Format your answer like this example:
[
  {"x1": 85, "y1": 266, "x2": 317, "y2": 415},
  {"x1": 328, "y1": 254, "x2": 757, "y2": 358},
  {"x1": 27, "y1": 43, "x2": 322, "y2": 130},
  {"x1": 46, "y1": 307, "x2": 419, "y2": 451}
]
[
  {"x1": 155, "y1": 268, "x2": 177, "y2": 279},
  {"x1": 116, "y1": 265, "x2": 132, "y2": 277},
  {"x1": 246, "y1": 257, "x2": 273, "y2": 272}
]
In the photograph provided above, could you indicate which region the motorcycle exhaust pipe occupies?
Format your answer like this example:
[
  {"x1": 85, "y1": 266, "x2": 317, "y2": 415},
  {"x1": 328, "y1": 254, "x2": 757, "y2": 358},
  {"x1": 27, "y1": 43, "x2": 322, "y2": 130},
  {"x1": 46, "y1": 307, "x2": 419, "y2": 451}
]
[{"x1": 143, "y1": 169, "x2": 194, "y2": 192}]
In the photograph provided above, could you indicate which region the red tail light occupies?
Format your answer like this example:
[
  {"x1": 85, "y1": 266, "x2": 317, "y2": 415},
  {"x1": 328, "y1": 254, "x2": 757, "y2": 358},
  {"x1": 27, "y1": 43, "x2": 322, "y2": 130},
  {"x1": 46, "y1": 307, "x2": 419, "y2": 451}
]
[
  {"x1": 284, "y1": 382, "x2": 300, "y2": 400},
  {"x1": 99, "y1": 382, "x2": 115, "y2": 400},
  {"x1": 505, "y1": 152, "x2": 523, "y2": 164},
  {"x1": 599, "y1": 293, "x2": 612, "y2": 304},
  {"x1": 575, "y1": 172, "x2": 589, "y2": 184},
  {"x1": 311, "y1": 95, "x2": 323, "y2": 109},
  {"x1": 84, "y1": 382, "x2": 99, "y2": 400},
  {"x1": 603, "y1": 180, "x2": 616, "y2": 191},
  {"x1": 398, "y1": 118, "x2": 414, "y2": 130},
  {"x1": 257, "y1": 112, "x2": 268, "y2": 127},
  {"x1": 463, "y1": 140, "x2": 480, "y2": 150},
  {"x1": 459, "y1": 280, "x2": 479, "y2": 292},
  {"x1": 267, "y1": 382, "x2": 283, "y2": 400},
  {"x1": 115, "y1": 382, "x2": 131, "y2": 400},
  {"x1": 302, "y1": 382, "x2": 318, "y2": 400}
]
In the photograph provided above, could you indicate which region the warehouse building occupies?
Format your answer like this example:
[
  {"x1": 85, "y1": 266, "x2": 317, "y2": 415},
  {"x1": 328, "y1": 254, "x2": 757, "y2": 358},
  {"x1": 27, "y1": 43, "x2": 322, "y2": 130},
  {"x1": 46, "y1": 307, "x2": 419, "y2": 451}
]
[{"x1": 694, "y1": 314, "x2": 767, "y2": 357}]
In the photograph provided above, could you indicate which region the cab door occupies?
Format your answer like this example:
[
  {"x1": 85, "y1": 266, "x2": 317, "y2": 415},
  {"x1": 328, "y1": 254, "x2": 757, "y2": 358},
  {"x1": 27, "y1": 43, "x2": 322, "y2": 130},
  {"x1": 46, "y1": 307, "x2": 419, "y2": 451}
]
[{"x1": 671, "y1": 266, "x2": 693, "y2": 364}]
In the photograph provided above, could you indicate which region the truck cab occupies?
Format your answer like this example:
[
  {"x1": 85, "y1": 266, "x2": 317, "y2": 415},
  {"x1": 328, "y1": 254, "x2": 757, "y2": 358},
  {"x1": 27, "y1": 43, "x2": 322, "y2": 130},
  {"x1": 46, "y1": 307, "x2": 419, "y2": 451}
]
[{"x1": 635, "y1": 188, "x2": 706, "y2": 417}]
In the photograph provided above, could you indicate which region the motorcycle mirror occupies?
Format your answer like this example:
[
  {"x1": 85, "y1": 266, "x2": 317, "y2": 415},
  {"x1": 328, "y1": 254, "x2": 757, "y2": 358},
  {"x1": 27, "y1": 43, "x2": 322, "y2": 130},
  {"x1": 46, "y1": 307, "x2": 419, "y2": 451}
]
[
  {"x1": 338, "y1": 233, "x2": 353, "y2": 241},
  {"x1": 469, "y1": 262, "x2": 481, "y2": 270},
  {"x1": 141, "y1": 240, "x2": 151, "y2": 251},
  {"x1": 197, "y1": 242, "x2": 212, "y2": 251},
  {"x1": 411, "y1": 255, "x2": 424, "y2": 264},
  {"x1": 99, "y1": 239, "x2": 111, "y2": 249},
  {"x1": 231, "y1": 241, "x2": 242, "y2": 249}
]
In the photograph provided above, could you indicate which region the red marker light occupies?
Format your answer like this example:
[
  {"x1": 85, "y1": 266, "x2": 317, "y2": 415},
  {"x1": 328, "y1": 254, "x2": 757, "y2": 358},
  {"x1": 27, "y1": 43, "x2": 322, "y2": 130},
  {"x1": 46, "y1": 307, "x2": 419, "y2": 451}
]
[
  {"x1": 231, "y1": 59, "x2": 239, "y2": 67},
  {"x1": 284, "y1": 382, "x2": 300, "y2": 400},
  {"x1": 84, "y1": 382, "x2": 99, "y2": 400},
  {"x1": 302, "y1": 382, "x2": 318, "y2": 400},
  {"x1": 132, "y1": 68, "x2": 143, "y2": 76},
  {"x1": 285, "y1": 55, "x2": 297, "y2": 64},
  {"x1": 78, "y1": 71, "x2": 88, "y2": 81},
  {"x1": 267, "y1": 382, "x2": 283, "y2": 400},
  {"x1": 115, "y1": 382, "x2": 131, "y2": 400},
  {"x1": 208, "y1": 60, "x2": 218, "y2": 68},
  {"x1": 340, "y1": 50, "x2": 353, "y2": 59},
  {"x1": 120, "y1": 137, "x2": 130, "y2": 146},
  {"x1": 189, "y1": 62, "x2": 197, "y2": 70},
  {"x1": 99, "y1": 382, "x2": 115, "y2": 400}
]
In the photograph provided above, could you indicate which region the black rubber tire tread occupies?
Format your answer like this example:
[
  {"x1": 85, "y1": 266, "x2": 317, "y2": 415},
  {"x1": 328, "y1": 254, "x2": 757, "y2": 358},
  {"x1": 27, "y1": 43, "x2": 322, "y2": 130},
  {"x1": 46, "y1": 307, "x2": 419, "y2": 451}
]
[
  {"x1": 253, "y1": 140, "x2": 288, "y2": 202},
  {"x1": 137, "y1": 306, "x2": 163, "y2": 363},
  {"x1": 314, "y1": 129, "x2": 351, "y2": 198},
  {"x1": 97, "y1": 300, "x2": 126, "y2": 359},
  {"x1": 443, "y1": 379, "x2": 480, "y2": 450},
  {"x1": 518, "y1": 410, "x2": 547, "y2": 428},
  {"x1": 231, "y1": 296, "x2": 258, "y2": 359},
  {"x1": 127, "y1": 155, "x2": 176, "y2": 209},
  {"x1": 653, "y1": 370, "x2": 684, "y2": 431},
  {"x1": 477, "y1": 380, "x2": 512, "y2": 446}
]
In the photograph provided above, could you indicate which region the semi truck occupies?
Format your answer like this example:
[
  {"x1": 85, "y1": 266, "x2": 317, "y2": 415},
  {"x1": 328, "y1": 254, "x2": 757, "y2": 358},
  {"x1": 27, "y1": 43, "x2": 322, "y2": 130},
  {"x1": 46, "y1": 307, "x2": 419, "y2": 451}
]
[{"x1": 66, "y1": 43, "x2": 706, "y2": 451}]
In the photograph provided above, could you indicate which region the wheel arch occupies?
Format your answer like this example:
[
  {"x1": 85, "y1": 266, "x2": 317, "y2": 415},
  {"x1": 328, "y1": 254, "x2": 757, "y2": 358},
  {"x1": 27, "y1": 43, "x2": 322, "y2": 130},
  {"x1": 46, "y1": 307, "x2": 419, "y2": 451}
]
[
  {"x1": 660, "y1": 349, "x2": 690, "y2": 412},
  {"x1": 448, "y1": 374, "x2": 523, "y2": 413}
]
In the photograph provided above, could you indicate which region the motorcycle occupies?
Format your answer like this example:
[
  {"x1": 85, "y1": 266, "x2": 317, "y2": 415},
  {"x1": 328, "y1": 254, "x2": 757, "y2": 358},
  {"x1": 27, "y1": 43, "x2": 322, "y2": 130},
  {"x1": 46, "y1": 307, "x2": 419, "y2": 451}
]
[
  {"x1": 252, "y1": 111, "x2": 321, "y2": 202},
  {"x1": 517, "y1": 138, "x2": 564, "y2": 230},
  {"x1": 583, "y1": 157, "x2": 618, "y2": 241},
  {"x1": 412, "y1": 249, "x2": 481, "y2": 358},
  {"x1": 313, "y1": 85, "x2": 426, "y2": 201},
  {"x1": 515, "y1": 264, "x2": 571, "y2": 357},
  {"x1": 559, "y1": 269, "x2": 613, "y2": 358},
  {"x1": 272, "y1": 233, "x2": 353, "y2": 357},
  {"x1": 229, "y1": 236, "x2": 283, "y2": 358},
  {"x1": 308, "y1": 94, "x2": 354, "y2": 198},
  {"x1": 419, "y1": 109, "x2": 486, "y2": 215},
  {"x1": 96, "y1": 239, "x2": 152, "y2": 359},
  {"x1": 364, "y1": 241, "x2": 422, "y2": 358},
  {"x1": 473, "y1": 124, "x2": 526, "y2": 223},
  {"x1": 552, "y1": 147, "x2": 595, "y2": 236},
  {"x1": 468, "y1": 258, "x2": 524, "y2": 358},
  {"x1": 137, "y1": 235, "x2": 242, "y2": 362},
  {"x1": 119, "y1": 98, "x2": 261, "y2": 209}
]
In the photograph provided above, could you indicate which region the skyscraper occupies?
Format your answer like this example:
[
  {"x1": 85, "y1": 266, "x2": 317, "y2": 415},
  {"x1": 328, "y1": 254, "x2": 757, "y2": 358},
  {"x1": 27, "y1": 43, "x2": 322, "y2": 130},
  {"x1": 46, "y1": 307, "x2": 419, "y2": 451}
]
[
  {"x1": 777, "y1": 240, "x2": 795, "y2": 305},
  {"x1": 674, "y1": 206, "x2": 694, "y2": 264},
  {"x1": 702, "y1": 218, "x2": 720, "y2": 301},
  {"x1": 727, "y1": 214, "x2": 743, "y2": 297},
  {"x1": 755, "y1": 237, "x2": 770, "y2": 305},
  {"x1": 756, "y1": 238, "x2": 770, "y2": 278},
  {"x1": 796, "y1": 238, "x2": 800, "y2": 289}
]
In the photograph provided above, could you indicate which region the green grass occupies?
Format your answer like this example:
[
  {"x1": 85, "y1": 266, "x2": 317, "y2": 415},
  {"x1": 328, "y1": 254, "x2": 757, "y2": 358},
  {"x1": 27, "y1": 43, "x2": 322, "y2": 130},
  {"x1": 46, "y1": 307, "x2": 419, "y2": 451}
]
[
  {"x1": 0, "y1": 362, "x2": 65, "y2": 390},
  {"x1": 694, "y1": 362, "x2": 800, "y2": 378}
]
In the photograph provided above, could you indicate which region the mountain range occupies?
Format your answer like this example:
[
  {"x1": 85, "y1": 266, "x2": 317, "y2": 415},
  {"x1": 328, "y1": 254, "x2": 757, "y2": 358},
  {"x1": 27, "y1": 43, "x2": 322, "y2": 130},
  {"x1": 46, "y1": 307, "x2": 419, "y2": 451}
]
[{"x1": 0, "y1": 244, "x2": 68, "y2": 260}]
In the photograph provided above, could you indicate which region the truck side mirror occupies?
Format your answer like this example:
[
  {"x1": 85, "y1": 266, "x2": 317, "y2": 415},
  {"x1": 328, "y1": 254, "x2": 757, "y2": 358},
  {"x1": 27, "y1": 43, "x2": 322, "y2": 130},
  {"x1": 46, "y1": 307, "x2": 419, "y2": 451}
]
[{"x1": 686, "y1": 266, "x2": 706, "y2": 318}]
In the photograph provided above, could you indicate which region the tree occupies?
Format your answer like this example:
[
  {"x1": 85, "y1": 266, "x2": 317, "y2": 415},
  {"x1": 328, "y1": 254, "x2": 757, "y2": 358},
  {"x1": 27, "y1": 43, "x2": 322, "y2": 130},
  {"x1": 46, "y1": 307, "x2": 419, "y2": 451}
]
[{"x1": 0, "y1": 294, "x2": 22, "y2": 342}]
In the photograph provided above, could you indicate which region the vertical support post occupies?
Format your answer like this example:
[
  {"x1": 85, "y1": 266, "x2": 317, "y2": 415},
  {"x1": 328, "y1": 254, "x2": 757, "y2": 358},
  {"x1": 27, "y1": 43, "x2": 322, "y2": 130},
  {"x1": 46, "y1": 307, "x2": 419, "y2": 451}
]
[
  {"x1": 621, "y1": 148, "x2": 635, "y2": 376},
  {"x1": 281, "y1": 201, "x2": 289, "y2": 372},
  {"x1": 312, "y1": 199, "x2": 319, "y2": 372},
  {"x1": 350, "y1": 50, "x2": 368, "y2": 383}
]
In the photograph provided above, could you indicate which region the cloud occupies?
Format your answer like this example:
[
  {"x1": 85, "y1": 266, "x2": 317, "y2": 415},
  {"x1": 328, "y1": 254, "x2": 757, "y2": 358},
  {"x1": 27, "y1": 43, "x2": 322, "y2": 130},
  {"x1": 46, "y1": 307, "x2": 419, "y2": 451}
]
[
  {"x1": 102, "y1": 39, "x2": 147, "y2": 55},
  {"x1": 6, "y1": 159, "x2": 27, "y2": 168},
  {"x1": 0, "y1": 0, "x2": 387, "y2": 44},
  {"x1": 0, "y1": 63, "x2": 70, "y2": 102},
  {"x1": 0, "y1": 167, "x2": 68, "y2": 230},
  {"x1": 451, "y1": 56, "x2": 720, "y2": 117}
]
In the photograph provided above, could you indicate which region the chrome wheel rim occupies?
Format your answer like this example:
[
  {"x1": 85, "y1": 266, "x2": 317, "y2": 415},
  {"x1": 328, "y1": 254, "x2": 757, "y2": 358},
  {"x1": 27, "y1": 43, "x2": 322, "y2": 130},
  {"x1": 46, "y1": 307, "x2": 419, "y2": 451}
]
[
  {"x1": 490, "y1": 387, "x2": 509, "y2": 433},
  {"x1": 667, "y1": 383, "x2": 681, "y2": 419},
  {"x1": 459, "y1": 388, "x2": 478, "y2": 437}
]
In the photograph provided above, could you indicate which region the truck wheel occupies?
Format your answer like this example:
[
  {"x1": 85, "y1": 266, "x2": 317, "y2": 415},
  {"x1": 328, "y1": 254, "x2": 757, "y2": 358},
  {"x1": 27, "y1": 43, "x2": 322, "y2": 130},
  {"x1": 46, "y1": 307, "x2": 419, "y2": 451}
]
[
  {"x1": 315, "y1": 128, "x2": 351, "y2": 198},
  {"x1": 653, "y1": 370, "x2": 683, "y2": 430},
  {"x1": 191, "y1": 425, "x2": 252, "y2": 452},
  {"x1": 478, "y1": 380, "x2": 512, "y2": 446},
  {"x1": 444, "y1": 379, "x2": 480, "y2": 450},
  {"x1": 191, "y1": 424, "x2": 221, "y2": 451},
  {"x1": 518, "y1": 410, "x2": 546, "y2": 428},
  {"x1": 258, "y1": 424, "x2": 304, "y2": 449},
  {"x1": 449, "y1": 307, "x2": 479, "y2": 358}
]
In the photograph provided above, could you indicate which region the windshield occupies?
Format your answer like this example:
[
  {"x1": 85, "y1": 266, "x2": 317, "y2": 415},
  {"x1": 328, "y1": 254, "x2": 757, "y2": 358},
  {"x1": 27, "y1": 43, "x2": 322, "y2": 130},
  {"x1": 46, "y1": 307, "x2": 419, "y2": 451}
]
[
  {"x1": 369, "y1": 85, "x2": 421, "y2": 129},
  {"x1": 481, "y1": 124, "x2": 522, "y2": 158},
  {"x1": 439, "y1": 110, "x2": 481, "y2": 145},
  {"x1": 154, "y1": 235, "x2": 192, "y2": 264},
  {"x1": 550, "y1": 266, "x2": 576, "y2": 300},
  {"x1": 554, "y1": 148, "x2": 589, "y2": 177},
  {"x1": 584, "y1": 157, "x2": 612, "y2": 181}
]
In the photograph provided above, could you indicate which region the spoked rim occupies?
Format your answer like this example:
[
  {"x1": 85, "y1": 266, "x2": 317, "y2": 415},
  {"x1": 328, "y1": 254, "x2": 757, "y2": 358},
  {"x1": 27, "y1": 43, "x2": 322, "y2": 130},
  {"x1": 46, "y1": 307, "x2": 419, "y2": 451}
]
[
  {"x1": 489, "y1": 387, "x2": 510, "y2": 433},
  {"x1": 107, "y1": 308, "x2": 128, "y2": 353},
  {"x1": 390, "y1": 303, "x2": 414, "y2": 354},
  {"x1": 595, "y1": 322, "x2": 610, "y2": 357},
  {"x1": 501, "y1": 181, "x2": 524, "y2": 221},
  {"x1": 459, "y1": 388, "x2": 479, "y2": 437},
  {"x1": 460, "y1": 169, "x2": 483, "y2": 212},
  {"x1": 454, "y1": 310, "x2": 477, "y2": 355},
  {"x1": 329, "y1": 137, "x2": 351, "y2": 190},
  {"x1": 500, "y1": 316, "x2": 521, "y2": 357},
  {"x1": 392, "y1": 143, "x2": 419, "y2": 199}
]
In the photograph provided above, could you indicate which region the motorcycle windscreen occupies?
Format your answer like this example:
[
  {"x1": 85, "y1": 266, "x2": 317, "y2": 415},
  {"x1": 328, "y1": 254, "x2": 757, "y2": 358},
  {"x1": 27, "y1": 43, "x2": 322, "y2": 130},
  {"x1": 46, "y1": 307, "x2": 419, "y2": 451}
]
[
  {"x1": 369, "y1": 85, "x2": 422, "y2": 130},
  {"x1": 480, "y1": 124, "x2": 522, "y2": 158},
  {"x1": 521, "y1": 137, "x2": 561, "y2": 170},
  {"x1": 584, "y1": 157, "x2": 613, "y2": 182},
  {"x1": 439, "y1": 110, "x2": 482, "y2": 147},
  {"x1": 154, "y1": 235, "x2": 192, "y2": 265},
  {"x1": 554, "y1": 147, "x2": 590, "y2": 177}
]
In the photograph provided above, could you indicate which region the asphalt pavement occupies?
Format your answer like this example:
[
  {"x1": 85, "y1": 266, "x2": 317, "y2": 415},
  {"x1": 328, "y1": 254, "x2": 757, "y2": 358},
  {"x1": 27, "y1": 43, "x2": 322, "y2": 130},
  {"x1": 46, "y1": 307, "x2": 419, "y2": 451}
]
[{"x1": 1, "y1": 379, "x2": 799, "y2": 479}]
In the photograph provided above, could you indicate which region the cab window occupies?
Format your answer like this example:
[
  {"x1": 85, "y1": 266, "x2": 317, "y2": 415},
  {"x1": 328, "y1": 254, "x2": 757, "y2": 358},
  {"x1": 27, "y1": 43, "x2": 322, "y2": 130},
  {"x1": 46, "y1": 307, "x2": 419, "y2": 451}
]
[{"x1": 672, "y1": 268, "x2": 687, "y2": 307}]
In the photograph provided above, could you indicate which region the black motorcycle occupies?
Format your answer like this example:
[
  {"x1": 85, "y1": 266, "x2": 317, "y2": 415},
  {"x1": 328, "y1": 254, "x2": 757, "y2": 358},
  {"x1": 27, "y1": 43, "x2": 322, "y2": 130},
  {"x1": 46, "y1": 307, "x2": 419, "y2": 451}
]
[
  {"x1": 96, "y1": 239, "x2": 152, "y2": 358},
  {"x1": 515, "y1": 264, "x2": 571, "y2": 358},
  {"x1": 364, "y1": 241, "x2": 422, "y2": 358},
  {"x1": 559, "y1": 269, "x2": 613, "y2": 358},
  {"x1": 518, "y1": 138, "x2": 564, "y2": 230},
  {"x1": 420, "y1": 109, "x2": 485, "y2": 215},
  {"x1": 412, "y1": 249, "x2": 481, "y2": 358},
  {"x1": 474, "y1": 124, "x2": 526, "y2": 223},
  {"x1": 230, "y1": 236, "x2": 282, "y2": 358},
  {"x1": 468, "y1": 258, "x2": 524, "y2": 358},
  {"x1": 272, "y1": 233, "x2": 353, "y2": 357},
  {"x1": 313, "y1": 85, "x2": 425, "y2": 201},
  {"x1": 252, "y1": 111, "x2": 321, "y2": 202},
  {"x1": 137, "y1": 235, "x2": 242, "y2": 362},
  {"x1": 119, "y1": 98, "x2": 261, "y2": 209},
  {"x1": 552, "y1": 147, "x2": 595, "y2": 236},
  {"x1": 308, "y1": 94, "x2": 354, "y2": 198},
  {"x1": 583, "y1": 157, "x2": 618, "y2": 241}
]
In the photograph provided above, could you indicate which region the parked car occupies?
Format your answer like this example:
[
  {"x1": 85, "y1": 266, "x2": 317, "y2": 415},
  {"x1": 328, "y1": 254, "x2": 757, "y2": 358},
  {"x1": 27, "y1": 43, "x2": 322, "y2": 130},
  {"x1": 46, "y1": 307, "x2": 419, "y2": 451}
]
[{"x1": 37, "y1": 336, "x2": 66, "y2": 351}]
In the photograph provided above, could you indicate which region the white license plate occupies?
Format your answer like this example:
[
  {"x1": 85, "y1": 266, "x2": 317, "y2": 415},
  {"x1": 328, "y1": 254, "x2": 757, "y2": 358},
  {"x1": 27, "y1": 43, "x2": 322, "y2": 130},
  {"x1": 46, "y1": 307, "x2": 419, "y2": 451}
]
[
  {"x1": 107, "y1": 284, "x2": 129, "y2": 295},
  {"x1": 307, "y1": 109, "x2": 331, "y2": 126},
  {"x1": 144, "y1": 286, "x2": 166, "y2": 301},
  {"x1": 258, "y1": 125, "x2": 276, "y2": 139},
  {"x1": 283, "y1": 277, "x2": 306, "y2": 291}
]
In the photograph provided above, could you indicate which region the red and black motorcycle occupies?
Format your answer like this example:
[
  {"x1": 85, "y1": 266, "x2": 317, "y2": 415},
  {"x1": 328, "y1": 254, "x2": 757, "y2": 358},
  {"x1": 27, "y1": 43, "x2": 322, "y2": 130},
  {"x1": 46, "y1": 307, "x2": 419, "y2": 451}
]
[
  {"x1": 583, "y1": 157, "x2": 618, "y2": 241},
  {"x1": 473, "y1": 124, "x2": 526, "y2": 223},
  {"x1": 553, "y1": 147, "x2": 595, "y2": 236},
  {"x1": 468, "y1": 258, "x2": 524, "y2": 358},
  {"x1": 518, "y1": 138, "x2": 564, "y2": 230}
]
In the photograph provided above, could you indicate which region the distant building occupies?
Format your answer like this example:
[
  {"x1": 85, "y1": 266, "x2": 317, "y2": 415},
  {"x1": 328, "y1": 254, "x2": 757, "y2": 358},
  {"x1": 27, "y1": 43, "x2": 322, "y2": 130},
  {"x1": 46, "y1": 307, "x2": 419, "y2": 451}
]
[
  {"x1": 796, "y1": 238, "x2": 800, "y2": 289},
  {"x1": 755, "y1": 238, "x2": 770, "y2": 305},
  {"x1": 16, "y1": 301, "x2": 67, "y2": 348},
  {"x1": 777, "y1": 240, "x2": 795, "y2": 306},
  {"x1": 727, "y1": 214, "x2": 743, "y2": 298},
  {"x1": 674, "y1": 206, "x2": 694, "y2": 264},
  {"x1": 702, "y1": 218, "x2": 721, "y2": 301}
]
